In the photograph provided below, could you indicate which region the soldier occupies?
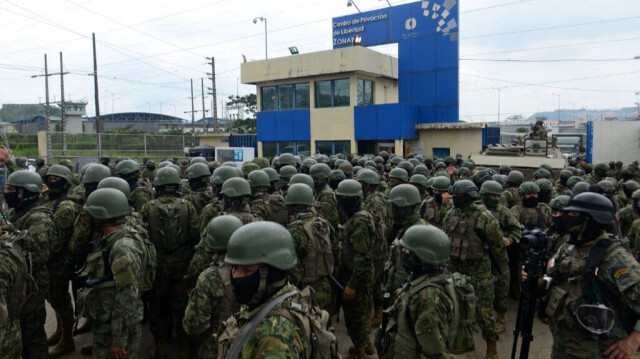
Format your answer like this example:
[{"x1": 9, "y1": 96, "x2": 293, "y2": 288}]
[
  {"x1": 503, "y1": 170, "x2": 524, "y2": 209},
  {"x1": 536, "y1": 178, "x2": 554, "y2": 205},
  {"x1": 387, "y1": 167, "x2": 409, "y2": 193},
  {"x1": 3, "y1": 170, "x2": 54, "y2": 359},
  {"x1": 116, "y1": 159, "x2": 152, "y2": 212},
  {"x1": 540, "y1": 192, "x2": 640, "y2": 358},
  {"x1": 420, "y1": 176, "x2": 452, "y2": 229},
  {"x1": 529, "y1": 119, "x2": 548, "y2": 140},
  {"x1": 443, "y1": 179, "x2": 503, "y2": 359},
  {"x1": 278, "y1": 165, "x2": 298, "y2": 195},
  {"x1": 409, "y1": 174, "x2": 429, "y2": 201},
  {"x1": 179, "y1": 159, "x2": 189, "y2": 178},
  {"x1": 511, "y1": 181, "x2": 553, "y2": 230},
  {"x1": 546, "y1": 195, "x2": 572, "y2": 253},
  {"x1": 356, "y1": 169, "x2": 390, "y2": 328},
  {"x1": 589, "y1": 162, "x2": 609, "y2": 184},
  {"x1": 499, "y1": 164, "x2": 511, "y2": 176},
  {"x1": 76, "y1": 189, "x2": 145, "y2": 359},
  {"x1": 183, "y1": 215, "x2": 242, "y2": 358},
  {"x1": 555, "y1": 169, "x2": 573, "y2": 195},
  {"x1": 285, "y1": 183, "x2": 333, "y2": 311},
  {"x1": 217, "y1": 222, "x2": 310, "y2": 358},
  {"x1": 480, "y1": 180, "x2": 521, "y2": 333},
  {"x1": 247, "y1": 169, "x2": 272, "y2": 221},
  {"x1": 261, "y1": 167, "x2": 289, "y2": 226},
  {"x1": 627, "y1": 190, "x2": 640, "y2": 256},
  {"x1": 35, "y1": 157, "x2": 49, "y2": 178},
  {"x1": 139, "y1": 167, "x2": 200, "y2": 359},
  {"x1": 309, "y1": 163, "x2": 340, "y2": 231},
  {"x1": 184, "y1": 163, "x2": 213, "y2": 212},
  {"x1": 336, "y1": 179, "x2": 376, "y2": 358},
  {"x1": 381, "y1": 225, "x2": 457, "y2": 359},
  {"x1": 338, "y1": 161, "x2": 355, "y2": 179},
  {"x1": 42, "y1": 165, "x2": 78, "y2": 357},
  {"x1": 241, "y1": 161, "x2": 260, "y2": 178},
  {"x1": 199, "y1": 166, "x2": 240, "y2": 233},
  {"x1": 140, "y1": 159, "x2": 157, "y2": 184},
  {"x1": 219, "y1": 177, "x2": 261, "y2": 224},
  {"x1": 329, "y1": 169, "x2": 346, "y2": 190}
]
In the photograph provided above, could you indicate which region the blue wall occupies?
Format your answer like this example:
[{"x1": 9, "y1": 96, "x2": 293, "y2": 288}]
[
  {"x1": 256, "y1": 110, "x2": 310, "y2": 142},
  {"x1": 354, "y1": 103, "x2": 418, "y2": 140}
]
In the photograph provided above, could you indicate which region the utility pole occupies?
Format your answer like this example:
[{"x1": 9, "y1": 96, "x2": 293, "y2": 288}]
[
  {"x1": 184, "y1": 79, "x2": 198, "y2": 134},
  {"x1": 59, "y1": 52, "x2": 67, "y2": 155},
  {"x1": 201, "y1": 78, "x2": 207, "y2": 132},
  {"x1": 93, "y1": 33, "x2": 102, "y2": 157},
  {"x1": 31, "y1": 54, "x2": 53, "y2": 164},
  {"x1": 206, "y1": 57, "x2": 218, "y2": 132}
]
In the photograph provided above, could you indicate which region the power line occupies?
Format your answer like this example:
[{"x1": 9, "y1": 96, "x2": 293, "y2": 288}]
[{"x1": 461, "y1": 57, "x2": 640, "y2": 63}]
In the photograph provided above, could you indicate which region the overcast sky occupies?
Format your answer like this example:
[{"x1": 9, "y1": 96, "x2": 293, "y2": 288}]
[{"x1": 1, "y1": 0, "x2": 640, "y2": 122}]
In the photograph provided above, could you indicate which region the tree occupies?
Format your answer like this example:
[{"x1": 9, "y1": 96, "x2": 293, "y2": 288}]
[
  {"x1": 227, "y1": 94, "x2": 257, "y2": 134},
  {"x1": 516, "y1": 127, "x2": 529, "y2": 133}
]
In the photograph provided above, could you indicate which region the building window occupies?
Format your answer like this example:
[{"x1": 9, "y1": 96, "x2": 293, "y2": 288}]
[
  {"x1": 357, "y1": 79, "x2": 373, "y2": 105},
  {"x1": 315, "y1": 140, "x2": 351, "y2": 155},
  {"x1": 262, "y1": 141, "x2": 311, "y2": 156},
  {"x1": 260, "y1": 83, "x2": 309, "y2": 111},
  {"x1": 314, "y1": 79, "x2": 350, "y2": 108},
  {"x1": 263, "y1": 142, "x2": 278, "y2": 157}
]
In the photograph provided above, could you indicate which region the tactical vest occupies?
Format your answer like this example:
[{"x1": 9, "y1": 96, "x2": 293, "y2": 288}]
[
  {"x1": 0, "y1": 235, "x2": 33, "y2": 321},
  {"x1": 516, "y1": 204, "x2": 544, "y2": 230},
  {"x1": 214, "y1": 262, "x2": 237, "y2": 332},
  {"x1": 299, "y1": 218, "x2": 334, "y2": 283},
  {"x1": 446, "y1": 206, "x2": 485, "y2": 260},
  {"x1": 147, "y1": 198, "x2": 190, "y2": 252},
  {"x1": 422, "y1": 198, "x2": 444, "y2": 227}
]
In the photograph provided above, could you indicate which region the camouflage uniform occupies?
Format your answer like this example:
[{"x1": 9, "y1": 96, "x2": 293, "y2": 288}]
[
  {"x1": 183, "y1": 256, "x2": 237, "y2": 358},
  {"x1": 36, "y1": 164, "x2": 50, "y2": 179},
  {"x1": 546, "y1": 233, "x2": 640, "y2": 358},
  {"x1": 130, "y1": 180, "x2": 152, "y2": 212},
  {"x1": 199, "y1": 199, "x2": 224, "y2": 235},
  {"x1": 249, "y1": 197, "x2": 270, "y2": 221},
  {"x1": 502, "y1": 186, "x2": 520, "y2": 209},
  {"x1": 0, "y1": 236, "x2": 27, "y2": 359},
  {"x1": 511, "y1": 203, "x2": 553, "y2": 230},
  {"x1": 75, "y1": 224, "x2": 144, "y2": 358},
  {"x1": 443, "y1": 202, "x2": 503, "y2": 343},
  {"x1": 419, "y1": 198, "x2": 451, "y2": 229},
  {"x1": 363, "y1": 191, "x2": 390, "y2": 315},
  {"x1": 287, "y1": 212, "x2": 332, "y2": 311},
  {"x1": 139, "y1": 195, "x2": 200, "y2": 343},
  {"x1": 629, "y1": 219, "x2": 640, "y2": 258},
  {"x1": 617, "y1": 204, "x2": 639, "y2": 238},
  {"x1": 383, "y1": 217, "x2": 428, "y2": 297},
  {"x1": 183, "y1": 187, "x2": 214, "y2": 213},
  {"x1": 487, "y1": 203, "x2": 521, "y2": 314},
  {"x1": 339, "y1": 209, "x2": 375, "y2": 348},
  {"x1": 315, "y1": 184, "x2": 340, "y2": 234},
  {"x1": 221, "y1": 204, "x2": 261, "y2": 225},
  {"x1": 217, "y1": 283, "x2": 309, "y2": 358},
  {"x1": 10, "y1": 204, "x2": 54, "y2": 359},
  {"x1": 266, "y1": 192, "x2": 289, "y2": 226}
]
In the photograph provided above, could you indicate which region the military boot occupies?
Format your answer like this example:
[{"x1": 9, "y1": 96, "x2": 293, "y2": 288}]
[
  {"x1": 344, "y1": 346, "x2": 367, "y2": 359},
  {"x1": 48, "y1": 325, "x2": 75, "y2": 358},
  {"x1": 485, "y1": 340, "x2": 498, "y2": 359},
  {"x1": 47, "y1": 321, "x2": 62, "y2": 346},
  {"x1": 497, "y1": 312, "x2": 507, "y2": 334},
  {"x1": 153, "y1": 337, "x2": 167, "y2": 359},
  {"x1": 368, "y1": 305, "x2": 383, "y2": 329}
]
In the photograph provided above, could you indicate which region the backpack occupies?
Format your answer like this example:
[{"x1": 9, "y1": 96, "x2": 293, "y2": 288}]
[
  {"x1": 128, "y1": 227, "x2": 157, "y2": 293},
  {"x1": 0, "y1": 229, "x2": 37, "y2": 321},
  {"x1": 300, "y1": 218, "x2": 334, "y2": 282},
  {"x1": 267, "y1": 195, "x2": 289, "y2": 226},
  {"x1": 444, "y1": 272, "x2": 477, "y2": 353},
  {"x1": 147, "y1": 198, "x2": 189, "y2": 251}
]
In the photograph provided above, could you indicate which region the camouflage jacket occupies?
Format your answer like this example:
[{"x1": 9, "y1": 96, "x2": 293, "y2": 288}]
[
  {"x1": 617, "y1": 205, "x2": 640, "y2": 238},
  {"x1": 131, "y1": 182, "x2": 152, "y2": 213},
  {"x1": 502, "y1": 187, "x2": 520, "y2": 209},
  {"x1": 488, "y1": 203, "x2": 522, "y2": 245},
  {"x1": 315, "y1": 185, "x2": 340, "y2": 234},
  {"x1": 419, "y1": 198, "x2": 452, "y2": 229},
  {"x1": 384, "y1": 217, "x2": 429, "y2": 294},
  {"x1": 339, "y1": 209, "x2": 375, "y2": 291},
  {"x1": 250, "y1": 197, "x2": 270, "y2": 221},
  {"x1": 222, "y1": 205, "x2": 261, "y2": 225},
  {"x1": 510, "y1": 203, "x2": 553, "y2": 230},
  {"x1": 363, "y1": 191, "x2": 391, "y2": 261},
  {"x1": 199, "y1": 199, "x2": 224, "y2": 235},
  {"x1": 183, "y1": 188, "x2": 214, "y2": 213}
]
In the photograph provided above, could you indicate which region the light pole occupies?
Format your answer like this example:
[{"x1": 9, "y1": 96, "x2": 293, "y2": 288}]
[
  {"x1": 253, "y1": 17, "x2": 268, "y2": 60},
  {"x1": 236, "y1": 77, "x2": 240, "y2": 97}
]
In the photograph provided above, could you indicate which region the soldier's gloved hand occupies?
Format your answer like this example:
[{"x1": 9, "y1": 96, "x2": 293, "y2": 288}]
[
  {"x1": 604, "y1": 331, "x2": 640, "y2": 359},
  {"x1": 110, "y1": 345, "x2": 126, "y2": 359},
  {"x1": 343, "y1": 285, "x2": 355, "y2": 301}
]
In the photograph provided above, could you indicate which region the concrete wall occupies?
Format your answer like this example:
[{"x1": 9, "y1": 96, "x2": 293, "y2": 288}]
[
  {"x1": 592, "y1": 121, "x2": 640, "y2": 163},
  {"x1": 417, "y1": 128, "x2": 483, "y2": 158}
]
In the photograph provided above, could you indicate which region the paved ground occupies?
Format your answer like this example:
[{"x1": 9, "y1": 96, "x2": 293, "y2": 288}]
[{"x1": 45, "y1": 296, "x2": 556, "y2": 358}]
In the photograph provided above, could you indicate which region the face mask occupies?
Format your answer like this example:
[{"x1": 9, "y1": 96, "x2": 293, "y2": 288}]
[
  {"x1": 189, "y1": 179, "x2": 206, "y2": 192},
  {"x1": 147, "y1": 165, "x2": 155, "y2": 171},
  {"x1": 314, "y1": 181, "x2": 325, "y2": 193},
  {"x1": 538, "y1": 191, "x2": 551, "y2": 204},
  {"x1": 231, "y1": 269, "x2": 261, "y2": 305},
  {"x1": 84, "y1": 183, "x2": 98, "y2": 198},
  {"x1": 483, "y1": 195, "x2": 500, "y2": 209},
  {"x1": 522, "y1": 196, "x2": 539, "y2": 208},
  {"x1": 565, "y1": 213, "x2": 587, "y2": 235},
  {"x1": 634, "y1": 201, "x2": 640, "y2": 216},
  {"x1": 46, "y1": 180, "x2": 66, "y2": 195},
  {"x1": 401, "y1": 250, "x2": 421, "y2": 273},
  {"x1": 4, "y1": 192, "x2": 19, "y2": 209},
  {"x1": 453, "y1": 195, "x2": 471, "y2": 209},
  {"x1": 456, "y1": 159, "x2": 463, "y2": 166},
  {"x1": 101, "y1": 160, "x2": 109, "y2": 166},
  {"x1": 552, "y1": 215, "x2": 568, "y2": 234},
  {"x1": 433, "y1": 193, "x2": 443, "y2": 205}
]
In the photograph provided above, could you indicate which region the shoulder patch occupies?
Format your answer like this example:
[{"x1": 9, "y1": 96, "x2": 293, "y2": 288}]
[{"x1": 613, "y1": 267, "x2": 630, "y2": 280}]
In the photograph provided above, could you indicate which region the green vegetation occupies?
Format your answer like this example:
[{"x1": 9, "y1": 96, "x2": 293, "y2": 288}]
[{"x1": 0, "y1": 104, "x2": 61, "y2": 123}]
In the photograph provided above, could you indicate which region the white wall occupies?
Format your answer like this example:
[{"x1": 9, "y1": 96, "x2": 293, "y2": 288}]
[{"x1": 592, "y1": 121, "x2": 640, "y2": 163}]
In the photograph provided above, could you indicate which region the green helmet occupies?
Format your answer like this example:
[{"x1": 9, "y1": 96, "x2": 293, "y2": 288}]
[
  {"x1": 302, "y1": 158, "x2": 317, "y2": 170},
  {"x1": 632, "y1": 189, "x2": 640, "y2": 200},
  {"x1": 507, "y1": 171, "x2": 525, "y2": 186},
  {"x1": 451, "y1": 179, "x2": 478, "y2": 198},
  {"x1": 247, "y1": 170, "x2": 270, "y2": 188},
  {"x1": 378, "y1": 151, "x2": 390, "y2": 159},
  {"x1": 549, "y1": 195, "x2": 571, "y2": 211},
  {"x1": 289, "y1": 174, "x2": 314, "y2": 190},
  {"x1": 389, "y1": 168, "x2": 409, "y2": 183},
  {"x1": 534, "y1": 168, "x2": 552, "y2": 180},
  {"x1": 408, "y1": 158, "x2": 421, "y2": 167},
  {"x1": 58, "y1": 159, "x2": 72, "y2": 170},
  {"x1": 559, "y1": 170, "x2": 572, "y2": 182},
  {"x1": 222, "y1": 162, "x2": 237, "y2": 168},
  {"x1": 211, "y1": 166, "x2": 240, "y2": 185},
  {"x1": 225, "y1": 222, "x2": 297, "y2": 270},
  {"x1": 338, "y1": 162, "x2": 354, "y2": 176},
  {"x1": 457, "y1": 167, "x2": 471, "y2": 177},
  {"x1": 158, "y1": 160, "x2": 173, "y2": 169},
  {"x1": 36, "y1": 157, "x2": 45, "y2": 166},
  {"x1": 389, "y1": 157, "x2": 402, "y2": 166},
  {"x1": 221, "y1": 177, "x2": 251, "y2": 198},
  {"x1": 83, "y1": 188, "x2": 129, "y2": 220},
  {"x1": 623, "y1": 181, "x2": 640, "y2": 198},
  {"x1": 598, "y1": 180, "x2": 615, "y2": 194},
  {"x1": 284, "y1": 183, "x2": 315, "y2": 206},
  {"x1": 97, "y1": 177, "x2": 132, "y2": 200},
  {"x1": 518, "y1": 181, "x2": 540, "y2": 195},
  {"x1": 573, "y1": 182, "x2": 590, "y2": 195},
  {"x1": 115, "y1": 159, "x2": 140, "y2": 176},
  {"x1": 80, "y1": 163, "x2": 95, "y2": 178},
  {"x1": 399, "y1": 225, "x2": 451, "y2": 265},
  {"x1": 186, "y1": 163, "x2": 211, "y2": 180},
  {"x1": 278, "y1": 153, "x2": 297, "y2": 167},
  {"x1": 499, "y1": 164, "x2": 512, "y2": 173},
  {"x1": 335, "y1": 179, "x2": 363, "y2": 198},
  {"x1": 434, "y1": 161, "x2": 446, "y2": 170},
  {"x1": 397, "y1": 161, "x2": 415, "y2": 176},
  {"x1": 204, "y1": 215, "x2": 244, "y2": 251},
  {"x1": 190, "y1": 157, "x2": 208, "y2": 165},
  {"x1": 539, "y1": 163, "x2": 553, "y2": 172},
  {"x1": 593, "y1": 162, "x2": 608, "y2": 177},
  {"x1": 242, "y1": 162, "x2": 260, "y2": 177},
  {"x1": 155, "y1": 167, "x2": 181, "y2": 187},
  {"x1": 279, "y1": 165, "x2": 298, "y2": 179},
  {"x1": 413, "y1": 165, "x2": 430, "y2": 177},
  {"x1": 262, "y1": 168, "x2": 279, "y2": 183},
  {"x1": 535, "y1": 178, "x2": 553, "y2": 192},
  {"x1": 329, "y1": 170, "x2": 346, "y2": 182},
  {"x1": 309, "y1": 163, "x2": 331, "y2": 179},
  {"x1": 388, "y1": 184, "x2": 422, "y2": 207},
  {"x1": 356, "y1": 168, "x2": 380, "y2": 185},
  {"x1": 479, "y1": 180, "x2": 503, "y2": 195},
  {"x1": 566, "y1": 176, "x2": 584, "y2": 188},
  {"x1": 252, "y1": 157, "x2": 270, "y2": 169},
  {"x1": 82, "y1": 164, "x2": 111, "y2": 184},
  {"x1": 431, "y1": 176, "x2": 451, "y2": 192},
  {"x1": 410, "y1": 174, "x2": 428, "y2": 188},
  {"x1": 45, "y1": 164, "x2": 73, "y2": 185},
  {"x1": 7, "y1": 170, "x2": 42, "y2": 193}
]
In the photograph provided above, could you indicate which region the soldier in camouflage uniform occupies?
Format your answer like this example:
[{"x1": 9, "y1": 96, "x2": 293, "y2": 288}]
[
  {"x1": 480, "y1": 180, "x2": 521, "y2": 333},
  {"x1": 3, "y1": 170, "x2": 54, "y2": 359},
  {"x1": 76, "y1": 189, "x2": 145, "y2": 359},
  {"x1": 627, "y1": 190, "x2": 640, "y2": 256},
  {"x1": 219, "y1": 177, "x2": 261, "y2": 224},
  {"x1": 387, "y1": 167, "x2": 409, "y2": 194},
  {"x1": 261, "y1": 167, "x2": 289, "y2": 226},
  {"x1": 356, "y1": 169, "x2": 390, "y2": 328},
  {"x1": 278, "y1": 165, "x2": 298, "y2": 195},
  {"x1": 35, "y1": 157, "x2": 49, "y2": 179},
  {"x1": 116, "y1": 159, "x2": 152, "y2": 212},
  {"x1": 511, "y1": 182, "x2": 553, "y2": 230},
  {"x1": 381, "y1": 225, "x2": 457, "y2": 359},
  {"x1": 42, "y1": 165, "x2": 78, "y2": 357},
  {"x1": 140, "y1": 159, "x2": 157, "y2": 184},
  {"x1": 139, "y1": 167, "x2": 200, "y2": 359},
  {"x1": 420, "y1": 176, "x2": 452, "y2": 229},
  {"x1": 310, "y1": 163, "x2": 340, "y2": 232},
  {"x1": 285, "y1": 183, "x2": 333, "y2": 311},
  {"x1": 502, "y1": 170, "x2": 524, "y2": 209},
  {"x1": 555, "y1": 169, "x2": 573, "y2": 196},
  {"x1": 183, "y1": 162, "x2": 213, "y2": 212},
  {"x1": 247, "y1": 170, "x2": 272, "y2": 221},
  {"x1": 336, "y1": 180, "x2": 376, "y2": 359},
  {"x1": 217, "y1": 222, "x2": 310, "y2": 358},
  {"x1": 329, "y1": 169, "x2": 346, "y2": 190},
  {"x1": 183, "y1": 216, "x2": 242, "y2": 358},
  {"x1": 443, "y1": 179, "x2": 503, "y2": 359},
  {"x1": 542, "y1": 192, "x2": 640, "y2": 359},
  {"x1": 199, "y1": 166, "x2": 239, "y2": 234},
  {"x1": 588, "y1": 162, "x2": 609, "y2": 184}
]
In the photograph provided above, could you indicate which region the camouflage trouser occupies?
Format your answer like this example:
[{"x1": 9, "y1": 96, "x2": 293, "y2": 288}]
[
  {"x1": 492, "y1": 260, "x2": 510, "y2": 313},
  {"x1": 0, "y1": 320, "x2": 21, "y2": 359},
  {"x1": 149, "y1": 257, "x2": 190, "y2": 340},
  {"x1": 450, "y1": 258, "x2": 499, "y2": 343},
  {"x1": 48, "y1": 269, "x2": 75, "y2": 327},
  {"x1": 93, "y1": 322, "x2": 141, "y2": 359},
  {"x1": 372, "y1": 258, "x2": 385, "y2": 308},
  {"x1": 343, "y1": 289, "x2": 372, "y2": 348},
  {"x1": 21, "y1": 293, "x2": 48, "y2": 359}
]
